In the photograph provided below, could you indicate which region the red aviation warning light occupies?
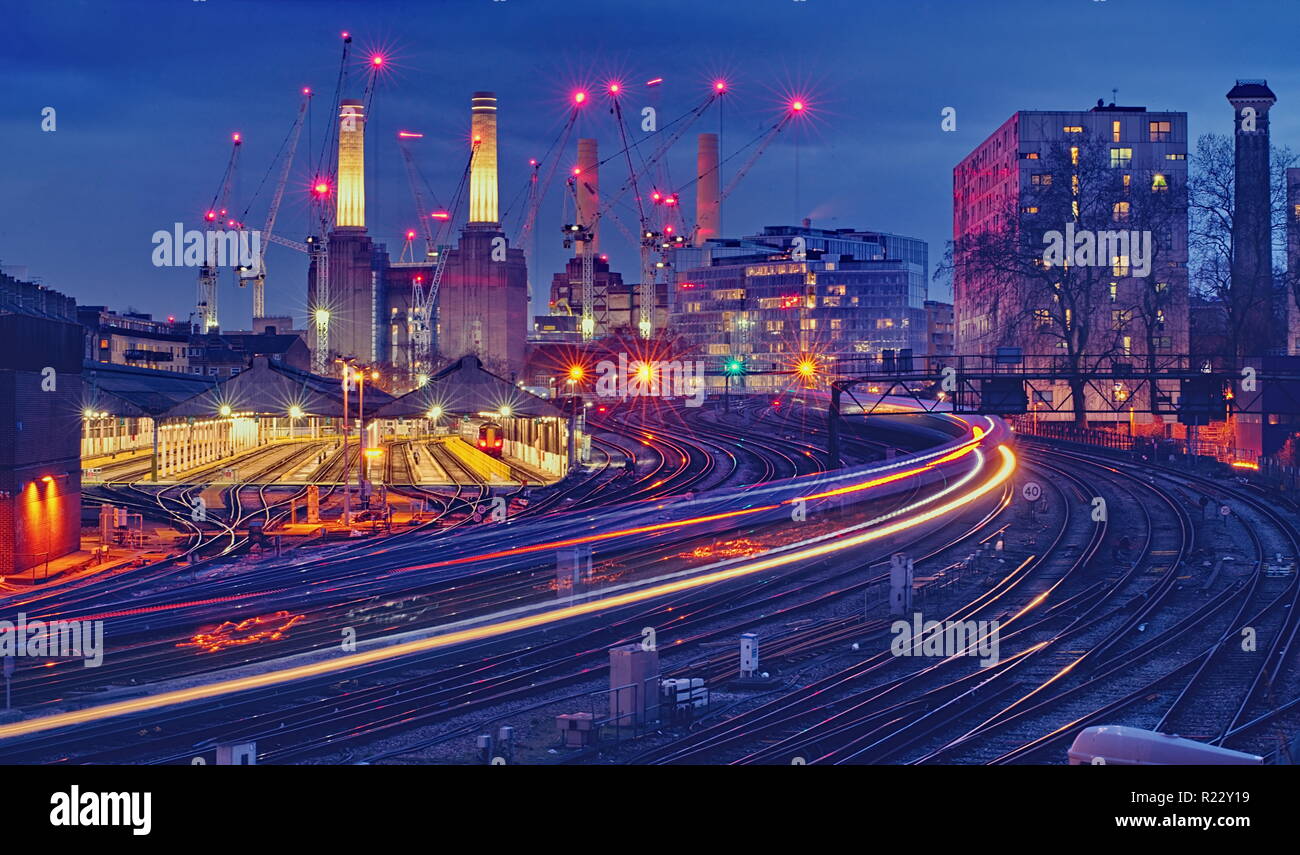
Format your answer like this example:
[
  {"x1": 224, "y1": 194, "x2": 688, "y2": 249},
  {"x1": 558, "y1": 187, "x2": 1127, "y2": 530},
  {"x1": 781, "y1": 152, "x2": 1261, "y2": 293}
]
[
  {"x1": 232, "y1": 132, "x2": 242, "y2": 143},
  {"x1": 607, "y1": 81, "x2": 622, "y2": 95},
  {"x1": 431, "y1": 211, "x2": 450, "y2": 219},
  {"x1": 714, "y1": 79, "x2": 727, "y2": 93},
  {"x1": 790, "y1": 99, "x2": 806, "y2": 113},
  {"x1": 573, "y1": 90, "x2": 588, "y2": 105},
  {"x1": 406, "y1": 230, "x2": 416, "y2": 240},
  {"x1": 371, "y1": 54, "x2": 385, "y2": 67},
  {"x1": 313, "y1": 180, "x2": 331, "y2": 197},
  {"x1": 205, "y1": 210, "x2": 217, "y2": 222}
]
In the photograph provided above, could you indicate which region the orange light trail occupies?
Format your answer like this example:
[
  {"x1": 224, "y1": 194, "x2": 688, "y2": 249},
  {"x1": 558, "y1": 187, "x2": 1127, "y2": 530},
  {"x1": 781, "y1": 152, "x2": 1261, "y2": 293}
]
[{"x1": 0, "y1": 446, "x2": 1015, "y2": 742}]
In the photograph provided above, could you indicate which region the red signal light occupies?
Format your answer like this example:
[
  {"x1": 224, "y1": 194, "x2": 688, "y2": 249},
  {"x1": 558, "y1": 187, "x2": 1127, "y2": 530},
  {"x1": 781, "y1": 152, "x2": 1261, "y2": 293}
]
[
  {"x1": 573, "y1": 91, "x2": 587, "y2": 105},
  {"x1": 790, "y1": 100, "x2": 805, "y2": 112}
]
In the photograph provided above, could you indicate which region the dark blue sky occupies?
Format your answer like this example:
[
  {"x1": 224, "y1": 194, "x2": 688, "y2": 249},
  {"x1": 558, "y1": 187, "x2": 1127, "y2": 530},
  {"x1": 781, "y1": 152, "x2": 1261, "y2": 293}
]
[{"x1": 6, "y1": 0, "x2": 1300, "y2": 328}]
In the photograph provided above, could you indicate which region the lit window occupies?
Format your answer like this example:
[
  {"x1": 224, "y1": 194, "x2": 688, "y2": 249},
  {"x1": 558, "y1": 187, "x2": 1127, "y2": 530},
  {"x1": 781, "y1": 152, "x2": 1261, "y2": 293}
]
[
  {"x1": 1112, "y1": 120, "x2": 1122, "y2": 142},
  {"x1": 1071, "y1": 146, "x2": 1080, "y2": 165},
  {"x1": 1113, "y1": 256, "x2": 1130, "y2": 276},
  {"x1": 1109, "y1": 283, "x2": 1118, "y2": 301},
  {"x1": 1165, "y1": 153, "x2": 1185, "y2": 160},
  {"x1": 1110, "y1": 148, "x2": 1133, "y2": 168},
  {"x1": 1022, "y1": 152, "x2": 1040, "y2": 160},
  {"x1": 1021, "y1": 206, "x2": 1039, "y2": 214},
  {"x1": 1072, "y1": 174, "x2": 1080, "y2": 195},
  {"x1": 1113, "y1": 201, "x2": 1131, "y2": 221},
  {"x1": 1031, "y1": 173, "x2": 1052, "y2": 185},
  {"x1": 1122, "y1": 174, "x2": 1132, "y2": 189},
  {"x1": 1063, "y1": 125, "x2": 1083, "y2": 134},
  {"x1": 1149, "y1": 121, "x2": 1172, "y2": 142}
]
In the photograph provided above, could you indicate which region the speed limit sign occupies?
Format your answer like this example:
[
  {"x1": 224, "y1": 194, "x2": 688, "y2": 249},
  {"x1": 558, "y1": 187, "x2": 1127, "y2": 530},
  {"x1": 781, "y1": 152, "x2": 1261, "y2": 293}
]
[{"x1": 1021, "y1": 481, "x2": 1043, "y2": 503}]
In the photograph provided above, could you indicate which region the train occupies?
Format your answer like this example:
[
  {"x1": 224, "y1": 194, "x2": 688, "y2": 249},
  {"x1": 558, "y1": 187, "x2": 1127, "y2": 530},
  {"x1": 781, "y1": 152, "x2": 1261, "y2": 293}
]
[
  {"x1": 1067, "y1": 726, "x2": 1265, "y2": 765},
  {"x1": 477, "y1": 421, "x2": 504, "y2": 458}
]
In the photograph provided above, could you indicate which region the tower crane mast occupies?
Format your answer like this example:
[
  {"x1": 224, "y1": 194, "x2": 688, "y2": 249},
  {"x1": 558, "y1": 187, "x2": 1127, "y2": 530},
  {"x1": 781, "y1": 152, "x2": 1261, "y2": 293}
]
[
  {"x1": 197, "y1": 133, "x2": 242, "y2": 332},
  {"x1": 242, "y1": 89, "x2": 312, "y2": 320}
]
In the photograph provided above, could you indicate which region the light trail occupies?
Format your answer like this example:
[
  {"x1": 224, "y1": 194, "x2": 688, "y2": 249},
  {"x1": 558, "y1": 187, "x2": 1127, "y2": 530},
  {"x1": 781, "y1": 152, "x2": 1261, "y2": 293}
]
[{"x1": 0, "y1": 445, "x2": 1016, "y2": 743}]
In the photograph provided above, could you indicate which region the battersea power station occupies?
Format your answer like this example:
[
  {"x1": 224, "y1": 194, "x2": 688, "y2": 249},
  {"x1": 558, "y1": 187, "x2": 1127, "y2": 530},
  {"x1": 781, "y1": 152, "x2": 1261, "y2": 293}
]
[{"x1": 309, "y1": 90, "x2": 529, "y2": 383}]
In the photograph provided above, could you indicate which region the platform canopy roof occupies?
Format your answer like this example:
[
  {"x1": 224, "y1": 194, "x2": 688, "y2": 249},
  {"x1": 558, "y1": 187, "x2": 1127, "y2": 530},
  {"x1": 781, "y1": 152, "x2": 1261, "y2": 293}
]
[
  {"x1": 376, "y1": 354, "x2": 565, "y2": 419},
  {"x1": 161, "y1": 357, "x2": 394, "y2": 419},
  {"x1": 81, "y1": 361, "x2": 219, "y2": 418}
]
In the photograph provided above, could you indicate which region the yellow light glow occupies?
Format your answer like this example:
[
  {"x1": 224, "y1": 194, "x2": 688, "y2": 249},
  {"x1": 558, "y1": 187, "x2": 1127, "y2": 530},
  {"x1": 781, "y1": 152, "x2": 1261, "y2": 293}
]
[
  {"x1": 426, "y1": 405, "x2": 443, "y2": 419},
  {"x1": 337, "y1": 100, "x2": 366, "y2": 228},
  {"x1": 288, "y1": 406, "x2": 304, "y2": 419},
  {"x1": 469, "y1": 92, "x2": 499, "y2": 223},
  {"x1": 314, "y1": 308, "x2": 330, "y2": 324},
  {"x1": 499, "y1": 405, "x2": 512, "y2": 417},
  {"x1": 219, "y1": 405, "x2": 233, "y2": 417}
]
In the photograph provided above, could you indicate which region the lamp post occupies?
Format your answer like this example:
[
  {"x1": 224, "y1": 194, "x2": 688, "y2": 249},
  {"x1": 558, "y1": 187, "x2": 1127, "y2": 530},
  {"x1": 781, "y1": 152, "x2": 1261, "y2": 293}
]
[{"x1": 339, "y1": 360, "x2": 352, "y2": 526}]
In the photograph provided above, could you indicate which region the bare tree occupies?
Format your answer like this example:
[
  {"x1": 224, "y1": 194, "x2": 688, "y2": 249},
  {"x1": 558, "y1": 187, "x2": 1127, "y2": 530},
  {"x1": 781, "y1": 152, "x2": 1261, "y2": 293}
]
[{"x1": 1188, "y1": 133, "x2": 1296, "y2": 358}]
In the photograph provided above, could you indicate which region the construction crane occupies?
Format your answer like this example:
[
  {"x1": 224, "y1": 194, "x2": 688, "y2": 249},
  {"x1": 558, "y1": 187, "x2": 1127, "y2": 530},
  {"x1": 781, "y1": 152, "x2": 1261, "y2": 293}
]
[
  {"x1": 304, "y1": 31, "x2": 356, "y2": 375},
  {"x1": 239, "y1": 89, "x2": 312, "y2": 320},
  {"x1": 569, "y1": 87, "x2": 722, "y2": 341},
  {"x1": 404, "y1": 142, "x2": 477, "y2": 383},
  {"x1": 197, "y1": 132, "x2": 242, "y2": 332}
]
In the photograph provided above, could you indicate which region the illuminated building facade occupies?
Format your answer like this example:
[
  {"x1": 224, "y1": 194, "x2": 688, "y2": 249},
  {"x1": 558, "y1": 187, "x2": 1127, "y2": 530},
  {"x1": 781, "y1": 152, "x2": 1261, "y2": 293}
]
[
  {"x1": 952, "y1": 104, "x2": 1190, "y2": 360},
  {"x1": 0, "y1": 273, "x2": 83, "y2": 575},
  {"x1": 670, "y1": 224, "x2": 929, "y2": 387}
]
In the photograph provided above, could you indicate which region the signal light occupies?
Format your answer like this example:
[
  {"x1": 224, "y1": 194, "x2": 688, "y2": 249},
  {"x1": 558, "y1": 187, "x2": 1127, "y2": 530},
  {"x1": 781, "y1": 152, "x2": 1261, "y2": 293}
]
[
  {"x1": 406, "y1": 230, "x2": 416, "y2": 240},
  {"x1": 796, "y1": 358, "x2": 817, "y2": 378},
  {"x1": 205, "y1": 211, "x2": 216, "y2": 221},
  {"x1": 431, "y1": 211, "x2": 450, "y2": 219},
  {"x1": 646, "y1": 78, "x2": 663, "y2": 87},
  {"x1": 790, "y1": 100, "x2": 805, "y2": 112},
  {"x1": 725, "y1": 358, "x2": 745, "y2": 375},
  {"x1": 714, "y1": 80, "x2": 727, "y2": 93},
  {"x1": 608, "y1": 82, "x2": 621, "y2": 94},
  {"x1": 371, "y1": 55, "x2": 384, "y2": 66},
  {"x1": 573, "y1": 91, "x2": 587, "y2": 105},
  {"x1": 314, "y1": 181, "x2": 330, "y2": 195}
]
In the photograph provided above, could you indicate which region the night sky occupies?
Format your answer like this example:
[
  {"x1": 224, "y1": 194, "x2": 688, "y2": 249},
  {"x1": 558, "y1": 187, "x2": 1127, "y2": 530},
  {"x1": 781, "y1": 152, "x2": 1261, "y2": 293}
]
[{"x1": 6, "y1": 0, "x2": 1300, "y2": 329}]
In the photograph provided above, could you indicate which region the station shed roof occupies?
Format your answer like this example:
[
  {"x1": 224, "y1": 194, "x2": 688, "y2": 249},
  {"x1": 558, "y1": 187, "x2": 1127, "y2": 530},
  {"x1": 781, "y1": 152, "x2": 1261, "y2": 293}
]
[
  {"x1": 161, "y1": 357, "x2": 394, "y2": 419},
  {"x1": 376, "y1": 354, "x2": 565, "y2": 420}
]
